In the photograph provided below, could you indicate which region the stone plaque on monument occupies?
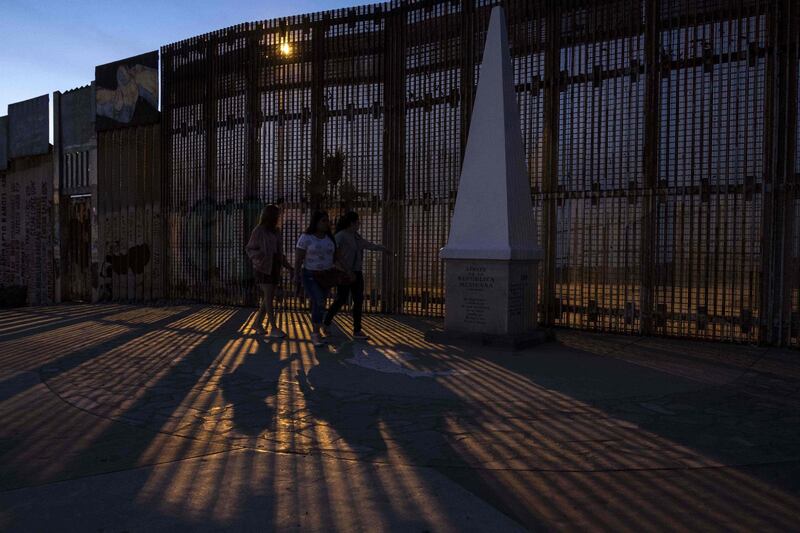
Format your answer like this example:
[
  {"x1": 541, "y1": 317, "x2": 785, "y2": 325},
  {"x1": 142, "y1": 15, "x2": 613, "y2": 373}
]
[
  {"x1": 445, "y1": 261, "x2": 537, "y2": 337},
  {"x1": 426, "y1": 6, "x2": 546, "y2": 349}
]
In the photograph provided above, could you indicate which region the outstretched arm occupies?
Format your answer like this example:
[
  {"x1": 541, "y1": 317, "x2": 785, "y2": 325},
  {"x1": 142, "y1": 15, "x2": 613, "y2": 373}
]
[{"x1": 361, "y1": 238, "x2": 390, "y2": 253}]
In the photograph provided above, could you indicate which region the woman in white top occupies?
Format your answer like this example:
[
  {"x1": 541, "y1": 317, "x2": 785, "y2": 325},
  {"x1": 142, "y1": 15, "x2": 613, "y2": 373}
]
[{"x1": 294, "y1": 210, "x2": 337, "y2": 346}]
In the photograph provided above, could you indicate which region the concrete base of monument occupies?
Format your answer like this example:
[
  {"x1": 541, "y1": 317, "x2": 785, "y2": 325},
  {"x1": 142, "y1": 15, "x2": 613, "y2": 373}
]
[
  {"x1": 424, "y1": 258, "x2": 549, "y2": 351},
  {"x1": 424, "y1": 327, "x2": 552, "y2": 351}
]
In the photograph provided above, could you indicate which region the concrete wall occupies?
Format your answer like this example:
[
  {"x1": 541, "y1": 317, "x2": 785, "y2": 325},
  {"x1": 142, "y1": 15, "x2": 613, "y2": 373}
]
[
  {"x1": 0, "y1": 116, "x2": 8, "y2": 171},
  {"x1": 0, "y1": 154, "x2": 54, "y2": 305},
  {"x1": 8, "y1": 95, "x2": 49, "y2": 159}
]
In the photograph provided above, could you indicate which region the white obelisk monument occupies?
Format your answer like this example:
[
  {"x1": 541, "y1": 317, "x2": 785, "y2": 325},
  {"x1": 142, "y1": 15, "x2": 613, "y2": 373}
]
[{"x1": 428, "y1": 6, "x2": 545, "y2": 349}]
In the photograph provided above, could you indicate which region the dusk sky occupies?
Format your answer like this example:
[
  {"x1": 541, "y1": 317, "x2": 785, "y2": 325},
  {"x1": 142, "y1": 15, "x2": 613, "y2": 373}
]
[{"x1": 0, "y1": 0, "x2": 371, "y2": 118}]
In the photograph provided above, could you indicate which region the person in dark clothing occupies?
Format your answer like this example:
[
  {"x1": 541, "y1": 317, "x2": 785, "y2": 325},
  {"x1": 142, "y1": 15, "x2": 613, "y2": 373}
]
[
  {"x1": 323, "y1": 211, "x2": 390, "y2": 340},
  {"x1": 245, "y1": 205, "x2": 293, "y2": 338}
]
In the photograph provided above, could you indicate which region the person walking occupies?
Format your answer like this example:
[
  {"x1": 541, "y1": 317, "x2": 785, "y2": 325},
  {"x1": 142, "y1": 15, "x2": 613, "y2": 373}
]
[
  {"x1": 323, "y1": 211, "x2": 390, "y2": 340},
  {"x1": 294, "y1": 210, "x2": 340, "y2": 347},
  {"x1": 246, "y1": 204, "x2": 293, "y2": 338}
]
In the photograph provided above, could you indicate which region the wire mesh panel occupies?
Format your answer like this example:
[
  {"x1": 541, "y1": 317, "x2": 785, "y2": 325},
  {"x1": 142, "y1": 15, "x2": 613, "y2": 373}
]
[{"x1": 159, "y1": 0, "x2": 799, "y2": 346}]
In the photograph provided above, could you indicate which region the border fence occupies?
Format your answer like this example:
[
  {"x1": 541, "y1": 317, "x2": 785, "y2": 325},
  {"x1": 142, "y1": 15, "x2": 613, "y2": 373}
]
[
  {"x1": 159, "y1": 0, "x2": 799, "y2": 346},
  {"x1": 0, "y1": 0, "x2": 798, "y2": 346}
]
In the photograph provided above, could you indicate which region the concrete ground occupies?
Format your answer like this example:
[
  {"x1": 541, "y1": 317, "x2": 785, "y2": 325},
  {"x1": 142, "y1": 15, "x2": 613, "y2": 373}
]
[{"x1": 0, "y1": 304, "x2": 799, "y2": 532}]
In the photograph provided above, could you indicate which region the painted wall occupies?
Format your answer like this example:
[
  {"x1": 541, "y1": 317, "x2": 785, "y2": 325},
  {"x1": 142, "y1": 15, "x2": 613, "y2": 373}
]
[{"x1": 0, "y1": 154, "x2": 54, "y2": 305}]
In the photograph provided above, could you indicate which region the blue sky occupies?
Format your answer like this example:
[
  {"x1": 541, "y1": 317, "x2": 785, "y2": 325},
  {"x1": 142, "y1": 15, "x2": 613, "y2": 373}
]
[{"x1": 0, "y1": 0, "x2": 371, "y2": 120}]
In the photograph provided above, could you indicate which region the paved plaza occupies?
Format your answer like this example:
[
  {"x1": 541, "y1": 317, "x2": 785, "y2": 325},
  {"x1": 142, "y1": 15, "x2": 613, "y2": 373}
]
[{"x1": 0, "y1": 304, "x2": 799, "y2": 531}]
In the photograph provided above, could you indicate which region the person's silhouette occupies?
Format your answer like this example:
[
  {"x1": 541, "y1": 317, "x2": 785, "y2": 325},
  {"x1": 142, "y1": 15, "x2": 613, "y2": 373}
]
[{"x1": 220, "y1": 340, "x2": 296, "y2": 437}]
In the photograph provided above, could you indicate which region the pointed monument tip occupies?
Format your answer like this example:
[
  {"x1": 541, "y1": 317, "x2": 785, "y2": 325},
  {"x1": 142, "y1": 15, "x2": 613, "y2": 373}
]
[
  {"x1": 442, "y1": 0, "x2": 540, "y2": 260},
  {"x1": 489, "y1": 5, "x2": 507, "y2": 27}
]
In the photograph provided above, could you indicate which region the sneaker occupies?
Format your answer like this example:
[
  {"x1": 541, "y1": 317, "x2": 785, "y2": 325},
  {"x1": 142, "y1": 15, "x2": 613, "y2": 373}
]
[
  {"x1": 269, "y1": 328, "x2": 286, "y2": 339},
  {"x1": 352, "y1": 330, "x2": 369, "y2": 340},
  {"x1": 310, "y1": 333, "x2": 325, "y2": 347}
]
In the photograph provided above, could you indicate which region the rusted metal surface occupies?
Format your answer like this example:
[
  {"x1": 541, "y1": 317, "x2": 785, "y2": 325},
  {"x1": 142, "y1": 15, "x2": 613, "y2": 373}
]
[
  {"x1": 793, "y1": 0, "x2": 800, "y2": 348},
  {"x1": 61, "y1": 196, "x2": 92, "y2": 302},
  {"x1": 158, "y1": 0, "x2": 800, "y2": 346},
  {"x1": 96, "y1": 125, "x2": 163, "y2": 302},
  {"x1": 54, "y1": 84, "x2": 99, "y2": 303}
]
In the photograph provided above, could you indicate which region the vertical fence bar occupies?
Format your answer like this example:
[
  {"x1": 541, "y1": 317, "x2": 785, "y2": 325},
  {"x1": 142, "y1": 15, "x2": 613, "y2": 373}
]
[
  {"x1": 161, "y1": 45, "x2": 171, "y2": 300},
  {"x1": 310, "y1": 19, "x2": 326, "y2": 211},
  {"x1": 52, "y1": 90, "x2": 63, "y2": 304},
  {"x1": 778, "y1": 0, "x2": 798, "y2": 346},
  {"x1": 245, "y1": 25, "x2": 261, "y2": 307},
  {"x1": 460, "y1": 0, "x2": 476, "y2": 159},
  {"x1": 761, "y1": 0, "x2": 799, "y2": 344},
  {"x1": 204, "y1": 36, "x2": 219, "y2": 303},
  {"x1": 540, "y1": 0, "x2": 561, "y2": 327},
  {"x1": 382, "y1": 5, "x2": 406, "y2": 314},
  {"x1": 640, "y1": 0, "x2": 661, "y2": 335}
]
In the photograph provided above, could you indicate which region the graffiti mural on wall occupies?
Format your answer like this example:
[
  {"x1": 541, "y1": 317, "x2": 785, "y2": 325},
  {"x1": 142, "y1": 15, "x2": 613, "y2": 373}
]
[
  {"x1": 95, "y1": 51, "x2": 159, "y2": 131},
  {"x1": 179, "y1": 196, "x2": 268, "y2": 276},
  {"x1": 94, "y1": 241, "x2": 151, "y2": 300},
  {"x1": 0, "y1": 155, "x2": 54, "y2": 305}
]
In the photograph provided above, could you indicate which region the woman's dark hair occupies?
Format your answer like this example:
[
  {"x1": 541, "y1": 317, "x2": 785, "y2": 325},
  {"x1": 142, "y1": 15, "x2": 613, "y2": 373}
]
[
  {"x1": 304, "y1": 210, "x2": 331, "y2": 236},
  {"x1": 335, "y1": 211, "x2": 359, "y2": 234},
  {"x1": 258, "y1": 204, "x2": 281, "y2": 231}
]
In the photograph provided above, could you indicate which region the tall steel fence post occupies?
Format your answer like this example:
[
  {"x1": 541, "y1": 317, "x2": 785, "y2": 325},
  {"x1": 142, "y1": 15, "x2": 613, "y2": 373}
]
[
  {"x1": 640, "y1": 0, "x2": 662, "y2": 336},
  {"x1": 541, "y1": 1, "x2": 561, "y2": 327},
  {"x1": 459, "y1": 0, "x2": 476, "y2": 161},
  {"x1": 160, "y1": 46, "x2": 171, "y2": 301},
  {"x1": 310, "y1": 18, "x2": 326, "y2": 212},
  {"x1": 761, "y1": 0, "x2": 799, "y2": 345},
  {"x1": 381, "y1": 6, "x2": 407, "y2": 314},
  {"x1": 245, "y1": 24, "x2": 261, "y2": 307},
  {"x1": 204, "y1": 36, "x2": 219, "y2": 303},
  {"x1": 53, "y1": 90, "x2": 63, "y2": 304}
]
